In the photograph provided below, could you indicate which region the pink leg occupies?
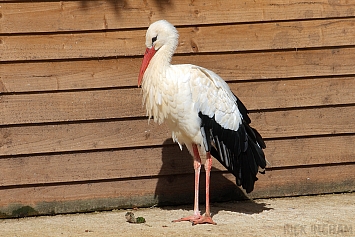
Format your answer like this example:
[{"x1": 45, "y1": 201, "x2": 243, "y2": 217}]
[
  {"x1": 192, "y1": 152, "x2": 216, "y2": 225},
  {"x1": 173, "y1": 144, "x2": 202, "y2": 222}
]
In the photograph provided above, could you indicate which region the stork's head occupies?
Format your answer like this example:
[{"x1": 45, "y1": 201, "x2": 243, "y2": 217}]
[{"x1": 138, "y1": 20, "x2": 179, "y2": 87}]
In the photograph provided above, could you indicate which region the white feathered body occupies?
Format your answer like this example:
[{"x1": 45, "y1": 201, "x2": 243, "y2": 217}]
[{"x1": 141, "y1": 57, "x2": 243, "y2": 152}]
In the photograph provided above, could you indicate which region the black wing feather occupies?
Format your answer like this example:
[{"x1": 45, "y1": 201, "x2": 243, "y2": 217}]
[{"x1": 198, "y1": 96, "x2": 266, "y2": 193}]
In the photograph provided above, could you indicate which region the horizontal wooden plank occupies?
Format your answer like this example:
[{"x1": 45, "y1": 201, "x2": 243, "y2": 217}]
[
  {"x1": 1, "y1": 106, "x2": 355, "y2": 156},
  {"x1": 251, "y1": 163, "x2": 355, "y2": 198},
  {"x1": 232, "y1": 77, "x2": 355, "y2": 110},
  {"x1": 0, "y1": 30, "x2": 145, "y2": 61},
  {"x1": 2, "y1": 53, "x2": 355, "y2": 124},
  {"x1": 2, "y1": 19, "x2": 355, "y2": 61},
  {"x1": 0, "y1": 164, "x2": 354, "y2": 216},
  {"x1": 1, "y1": 0, "x2": 355, "y2": 33},
  {"x1": 1, "y1": 135, "x2": 355, "y2": 186},
  {"x1": 0, "y1": 77, "x2": 355, "y2": 124},
  {"x1": 0, "y1": 89, "x2": 143, "y2": 125},
  {"x1": 0, "y1": 172, "x2": 244, "y2": 215},
  {"x1": 266, "y1": 135, "x2": 355, "y2": 167},
  {"x1": 0, "y1": 58, "x2": 139, "y2": 92},
  {"x1": 176, "y1": 47, "x2": 355, "y2": 83},
  {"x1": 178, "y1": 19, "x2": 355, "y2": 53},
  {"x1": 0, "y1": 120, "x2": 170, "y2": 156},
  {"x1": 2, "y1": 47, "x2": 355, "y2": 93},
  {"x1": 1, "y1": 76, "x2": 355, "y2": 125},
  {"x1": 252, "y1": 106, "x2": 355, "y2": 138}
]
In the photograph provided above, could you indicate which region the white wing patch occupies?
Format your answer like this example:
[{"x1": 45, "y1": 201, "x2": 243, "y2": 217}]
[{"x1": 190, "y1": 66, "x2": 242, "y2": 131}]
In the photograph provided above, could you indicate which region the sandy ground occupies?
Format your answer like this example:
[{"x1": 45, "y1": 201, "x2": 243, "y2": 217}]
[{"x1": 0, "y1": 193, "x2": 354, "y2": 237}]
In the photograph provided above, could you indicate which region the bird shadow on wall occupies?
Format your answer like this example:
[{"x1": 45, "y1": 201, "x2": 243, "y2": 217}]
[{"x1": 154, "y1": 139, "x2": 272, "y2": 215}]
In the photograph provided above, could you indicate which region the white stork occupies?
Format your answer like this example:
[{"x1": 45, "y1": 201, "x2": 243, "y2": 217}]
[{"x1": 138, "y1": 20, "x2": 266, "y2": 225}]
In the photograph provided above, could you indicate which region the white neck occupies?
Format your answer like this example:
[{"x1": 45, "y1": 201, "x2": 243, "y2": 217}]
[
  {"x1": 141, "y1": 43, "x2": 176, "y2": 124},
  {"x1": 142, "y1": 43, "x2": 175, "y2": 86}
]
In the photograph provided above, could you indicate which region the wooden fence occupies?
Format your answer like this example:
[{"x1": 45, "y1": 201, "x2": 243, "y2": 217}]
[{"x1": 1, "y1": 0, "x2": 355, "y2": 217}]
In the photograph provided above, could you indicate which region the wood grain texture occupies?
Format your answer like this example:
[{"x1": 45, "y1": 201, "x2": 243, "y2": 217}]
[
  {"x1": 251, "y1": 106, "x2": 355, "y2": 138},
  {"x1": 265, "y1": 135, "x2": 355, "y2": 168},
  {"x1": 1, "y1": 106, "x2": 355, "y2": 156},
  {"x1": 1, "y1": 47, "x2": 355, "y2": 93},
  {"x1": 1, "y1": 0, "x2": 355, "y2": 217},
  {"x1": 1, "y1": 135, "x2": 355, "y2": 187},
  {"x1": 0, "y1": 164, "x2": 354, "y2": 215},
  {"x1": 2, "y1": 19, "x2": 355, "y2": 61},
  {"x1": 0, "y1": 89, "x2": 143, "y2": 125},
  {"x1": 1, "y1": 77, "x2": 355, "y2": 125},
  {"x1": 251, "y1": 164, "x2": 355, "y2": 197},
  {"x1": 0, "y1": 120, "x2": 170, "y2": 156},
  {"x1": 232, "y1": 77, "x2": 355, "y2": 110},
  {"x1": 0, "y1": 58, "x2": 138, "y2": 92},
  {"x1": 1, "y1": 0, "x2": 355, "y2": 33}
]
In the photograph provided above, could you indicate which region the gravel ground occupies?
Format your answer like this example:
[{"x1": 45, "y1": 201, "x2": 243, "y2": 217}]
[{"x1": 0, "y1": 192, "x2": 354, "y2": 237}]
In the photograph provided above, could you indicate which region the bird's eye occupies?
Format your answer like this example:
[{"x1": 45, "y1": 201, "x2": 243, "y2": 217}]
[{"x1": 152, "y1": 36, "x2": 158, "y2": 44}]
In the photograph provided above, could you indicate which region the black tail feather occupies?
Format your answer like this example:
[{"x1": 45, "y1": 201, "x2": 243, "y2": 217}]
[{"x1": 199, "y1": 111, "x2": 266, "y2": 194}]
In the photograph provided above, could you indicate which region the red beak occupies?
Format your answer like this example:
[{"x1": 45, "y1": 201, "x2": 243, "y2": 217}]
[{"x1": 138, "y1": 47, "x2": 157, "y2": 87}]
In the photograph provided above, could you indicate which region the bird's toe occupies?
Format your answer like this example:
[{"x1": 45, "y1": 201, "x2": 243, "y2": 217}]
[{"x1": 172, "y1": 214, "x2": 202, "y2": 223}]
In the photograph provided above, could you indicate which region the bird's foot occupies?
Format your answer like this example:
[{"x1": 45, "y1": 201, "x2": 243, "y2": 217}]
[
  {"x1": 191, "y1": 214, "x2": 216, "y2": 225},
  {"x1": 172, "y1": 214, "x2": 202, "y2": 223},
  {"x1": 172, "y1": 213, "x2": 216, "y2": 225}
]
